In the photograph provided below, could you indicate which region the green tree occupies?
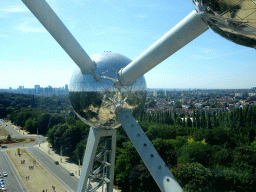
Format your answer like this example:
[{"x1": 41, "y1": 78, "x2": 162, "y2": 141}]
[
  {"x1": 171, "y1": 163, "x2": 214, "y2": 192},
  {"x1": 207, "y1": 112, "x2": 212, "y2": 129},
  {"x1": 148, "y1": 100, "x2": 156, "y2": 108},
  {"x1": 115, "y1": 142, "x2": 140, "y2": 190},
  {"x1": 24, "y1": 118, "x2": 35, "y2": 133},
  {"x1": 175, "y1": 101, "x2": 182, "y2": 108},
  {"x1": 186, "y1": 115, "x2": 192, "y2": 128},
  {"x1": 200, "y1": 111, "x2": 206, "y2": 128}
]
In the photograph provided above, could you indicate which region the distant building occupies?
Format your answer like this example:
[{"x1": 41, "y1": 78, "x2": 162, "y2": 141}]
[
  {"x1": 195, "y1": 103, "x2": 202, "y2": 108},
  {"x1": 65, "y1": 84, "x2": 69, "y2": 93},
  {"x1": 235, "y1": 93, "x2": 243, "y2": 97},
  {"x1": 35, "y1": 84, "x2": 40, "y2": 92},
  {"x1": 249, "y1": 93, "x2": 256, "y2": 97},
  {"x1": 153, "y1": 90, "x2": 157, "y2": 97}
]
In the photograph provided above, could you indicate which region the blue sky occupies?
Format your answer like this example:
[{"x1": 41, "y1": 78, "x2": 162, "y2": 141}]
[{"x1": 0, "y1": 0, "x2": 255, "y2": 89}]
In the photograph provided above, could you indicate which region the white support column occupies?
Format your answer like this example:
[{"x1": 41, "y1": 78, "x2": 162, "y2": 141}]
[
  {"x1": 21, "y1": 0, "x2": 95, "y2": 74},
  {"x1": 116, "y1": 109, "x2": 183, "y2": 192},
  {"x1": 117, "y1": 10, "x2": 208, "y2": 86},
  {"x1": 77, "y1": 127, "x2": 116, "y2": 192}
]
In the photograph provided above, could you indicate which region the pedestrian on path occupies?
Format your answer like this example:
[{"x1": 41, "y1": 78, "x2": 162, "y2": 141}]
[
  {"x1": 28, "y1": 176, "x2": 29, "y2": 180},
  {"x1": 26, "y1": 176, "x2": 27, "y2": 180}
]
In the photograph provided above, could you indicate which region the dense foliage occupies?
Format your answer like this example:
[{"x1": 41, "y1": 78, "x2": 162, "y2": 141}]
[{"x1": 2, "y1": 93, "x2": 256, "y2": 191}]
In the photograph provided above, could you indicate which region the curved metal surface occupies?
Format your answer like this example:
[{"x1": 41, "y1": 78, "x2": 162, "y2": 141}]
[
  {"x1": 193, "y1": 0, "x2": 256, "y2": 48},
  {"x1": 69, "y1": 52, "x2": 147, "y2": 129}
]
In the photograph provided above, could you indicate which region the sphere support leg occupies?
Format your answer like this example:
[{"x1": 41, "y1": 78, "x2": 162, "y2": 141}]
[{"x1": 77, "y1": 127, "x2": 116, "y2": 192}]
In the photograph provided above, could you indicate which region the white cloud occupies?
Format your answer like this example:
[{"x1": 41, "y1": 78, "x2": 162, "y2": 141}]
[
  {"x1": 135, "y1": 13, "x2": 147, "y2": 18},
  {"x1": 102, "y1": 0, "x2": 125, "y2": 12},
  {"x1": 0, "y1": 4, "x2": 29, "y2": 14},
  {"x1": 191, "y1": 47, "x2": 251, "y2": 60},
  {"x1": 14, "y1": 17, "x2": 46, "y2": 33},
  {"x1": 0, "y1": 33, "x2": 10, "y2": 39}
]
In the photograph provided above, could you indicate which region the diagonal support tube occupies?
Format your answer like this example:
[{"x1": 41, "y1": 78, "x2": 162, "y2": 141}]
[
  {"x1": 117, "y1": 10, "x2": 208, "y2": 86},
  {"x1": 116, "y1": 109, "x2": 184, "y2": 192},
  {"x1": 22, "y1": 0, "x2": 95, "y2": 74}
]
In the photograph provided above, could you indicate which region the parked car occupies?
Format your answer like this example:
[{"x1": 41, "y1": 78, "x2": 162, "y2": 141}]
[
  {"x1": 2, "y1": 172, "x2": 7, "y2": 177},
  {"x1": 54, "y1": 161, "x2": 59, "y2": 165},
  {"x1": 1, "y1": 145, "x2": 7, "y2": 148},
  {"x1": 0, "y1": 182, "x2": 5, "y2": 188},
  {"x1": 69, "y1": 172, "x2": 74, "y2": 176},
  {"x1": 0, "y1": 175, "x2": 2, "y2": 179},
  {"x1": 1, "y1": 188, "x2": 7, "y2": 192},
  {"x1": 0, "y1": 179, "x2": 3, "y2": 182}
]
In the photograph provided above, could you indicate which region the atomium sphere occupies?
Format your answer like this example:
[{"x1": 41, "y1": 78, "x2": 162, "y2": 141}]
[
  {"x1": 69, "y1": 52, "x2": 147, "y2": 129},
  {"x1": 193, "y1": 0, "x2": 256, "y2": 48}
]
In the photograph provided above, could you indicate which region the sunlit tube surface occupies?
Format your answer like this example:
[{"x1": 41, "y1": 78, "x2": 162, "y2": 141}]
[
  {"x1": 117, "y1": 10, "x2": 209, "y2": 87},
  {"x1": 22, "y1": 0, "x2": 95, "y2": 74}
]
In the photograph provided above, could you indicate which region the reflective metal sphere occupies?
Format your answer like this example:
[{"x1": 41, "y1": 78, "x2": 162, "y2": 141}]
[
  {"x1": 193, "y1": 0, "x2": 256, "y2": 48},
  {"x1": 69, "y1": 52, "x2": 147, "y2": 129}
]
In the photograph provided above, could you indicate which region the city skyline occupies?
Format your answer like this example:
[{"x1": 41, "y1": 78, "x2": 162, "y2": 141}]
[{"x1": 1, "y1": 0, "x2": 256, "y2": 89}]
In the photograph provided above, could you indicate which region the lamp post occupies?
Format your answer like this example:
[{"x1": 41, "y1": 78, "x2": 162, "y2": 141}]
[
  {"x1": 78, "y1": 159, "x2": 80, "y2": 176},
  {"x1": 60, "y1": 148, "x2": 62, "y2": 163}
]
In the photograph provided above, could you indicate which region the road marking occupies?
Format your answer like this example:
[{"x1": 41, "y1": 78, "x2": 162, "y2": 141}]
[
  {"x1": 2, "y1": 151, "x2": 29, "y2": 192},
  {"x1": 26, "y1": 148, "x2": 74, "y2": 192}
]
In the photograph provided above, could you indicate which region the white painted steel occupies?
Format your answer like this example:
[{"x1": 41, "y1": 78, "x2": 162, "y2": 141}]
[
  {"x1": 77, "y1": 127, "x2": 116, "y2": 192},
  {"x1": 116, "y1": 109, "x2": 184, "y2": 192},
  {"x1": 118, "y1": 10, "x2": 208, "y2": 86},
  {"x1": 22, "y1": 0, "x2": 95, "y2": 74}
]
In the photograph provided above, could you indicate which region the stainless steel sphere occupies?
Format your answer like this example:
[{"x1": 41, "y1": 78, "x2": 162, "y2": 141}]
[
  {"x1": 193, "y1": 0, "x2": 256, "y2": 48},
  {"x1": 69, "y1": 52, "x2": 147, "y2": 129}
]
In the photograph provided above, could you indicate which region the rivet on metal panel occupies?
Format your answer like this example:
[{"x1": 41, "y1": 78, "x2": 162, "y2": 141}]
[
  {"x1": 150, "y1": 154, "x2": 154, "y2": 158},
  {"x1": 143, "y1": 143, "x2": 147, "y2": 146},
  {"x1": 167, "y1": 178, "x2": 170, "y2": 182}
]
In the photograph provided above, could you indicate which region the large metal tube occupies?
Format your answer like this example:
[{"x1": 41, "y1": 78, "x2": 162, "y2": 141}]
[
  {"x1": 117, "y1": 10, "x2": 209, "y2": 86},
  {"x1": 22, "y1": 0, "x2": 95, "y2": 74}
]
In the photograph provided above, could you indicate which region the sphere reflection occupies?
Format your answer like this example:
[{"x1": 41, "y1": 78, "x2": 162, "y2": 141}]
[
  {"x1": 69, "y1": 52, "x2": 147, "y2": 129},
  {"x1": 193, "y1": 0, "x2": 256, "y2": 48}
]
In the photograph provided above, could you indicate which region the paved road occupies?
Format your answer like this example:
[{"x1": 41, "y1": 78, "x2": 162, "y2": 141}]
[
  {"x1": 27, "y1": 147, "x2": 79, "y2": 192},
  {"x1": 0, "y1": 151, "x2": 29, "y2": 192},
  {"x1": 0, "y1": 120, "x2": 22, "y2": 138},
  {"x1": 0, "y1": 119, "x2": 46, "y2": 148},
  {"x1": 0, "y1": 120, "x2": 80, "y2": 191}
]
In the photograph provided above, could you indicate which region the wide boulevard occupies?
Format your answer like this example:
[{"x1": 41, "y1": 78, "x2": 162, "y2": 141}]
[{"x1": 0, "y1": 119, "x2": 79, "y2": 192}]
